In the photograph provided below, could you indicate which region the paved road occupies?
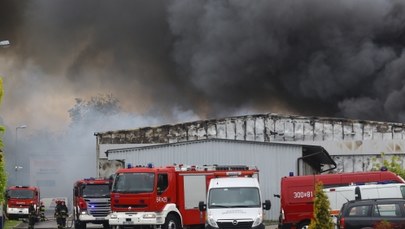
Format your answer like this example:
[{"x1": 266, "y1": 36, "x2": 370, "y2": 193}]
[
  {"x1": 14, "y1": 218, "x2": 279, "y2": 229},
  {"x1": 14, "y1": 216, "x2": 104, "y2": 228}
]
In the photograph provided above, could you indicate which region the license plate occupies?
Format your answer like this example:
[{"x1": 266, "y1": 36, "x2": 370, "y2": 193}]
[
  {"x1": 123, "y1": 221, "x2": 133, "y2": 225},
  {"x1": 95, "y1": 218, "x2": 104, "y2": 220}
]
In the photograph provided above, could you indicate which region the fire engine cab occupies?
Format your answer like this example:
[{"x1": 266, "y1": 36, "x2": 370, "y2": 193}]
[
  {"x1": 108, "y1": 164, "x2": 261, "y2": 229},
  {"x1": 5, "y1": 186, "x2": 40, "y2": 220},
  {"x1": 73, "y1": 178, "x2": 112, "y2": 229}
]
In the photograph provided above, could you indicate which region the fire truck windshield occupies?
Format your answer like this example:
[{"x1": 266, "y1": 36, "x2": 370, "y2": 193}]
[
  {"x1": 208, "y1": 187, "x2": 260, "y2": 208},
  {"x1": 82, "y1": 184, "x2": 110, "y2": 197},
  {"x1": 8, "y1": 189, "x2": 35, "y2": 199},
  {"x1": 112, "y1": 172, "x2": 155, "y2": 193}
]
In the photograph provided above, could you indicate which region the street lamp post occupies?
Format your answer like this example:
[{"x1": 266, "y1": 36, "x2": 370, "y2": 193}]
[{"x1": 15, "y1": 125, "x2": 27, "y2": 185}]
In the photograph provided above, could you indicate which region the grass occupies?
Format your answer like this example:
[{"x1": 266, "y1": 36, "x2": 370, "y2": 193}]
[{"x1": 4, "y1": 219, "x2": 21, "y2": 229}]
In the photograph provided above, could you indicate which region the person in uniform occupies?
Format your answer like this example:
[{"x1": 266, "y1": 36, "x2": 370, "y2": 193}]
[
  {"x1": 28, "y1": 204, "x2": 36, "y2": 229},
  {"x1": 54, "y1": 200, "x2": 68, "y2": 228},
  {"x1": 39, "y1": 201, "x2": 46, "y2": 221}
]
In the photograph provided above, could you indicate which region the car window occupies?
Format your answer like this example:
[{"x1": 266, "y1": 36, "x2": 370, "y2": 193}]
[
  {"x1": 373, "y1": 203, "x2": 401, "y2": 217},
  {"x1": 348, "y1": 205, "x2": 371, "y2": 217}
]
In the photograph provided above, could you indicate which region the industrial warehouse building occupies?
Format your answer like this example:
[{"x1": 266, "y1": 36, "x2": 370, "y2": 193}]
[
  {"x1": 94, "y1": 112, "x2": 405, "y2": 220},
  {"x1": 104, "y1": 139, "x2": 335, "y2": 220}
]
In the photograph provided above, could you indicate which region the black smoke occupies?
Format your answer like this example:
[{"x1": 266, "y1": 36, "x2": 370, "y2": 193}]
[
  {"x1": 2, "y1": 0, "x2": 405, "y2": 199},
  {"x1": 2, "y1": 0, "x2": 405, "y2": 124}
]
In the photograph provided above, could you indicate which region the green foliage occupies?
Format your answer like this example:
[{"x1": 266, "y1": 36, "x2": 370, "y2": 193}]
[
  {"x1": 0, "y1": 77, "x2": 6, "y2": 204},
  {"x1": 371, "y1": 153, "x2": 405, "y2": 179},
  {"x1": 4, "y1": 219, "x2": 21, "y2": 229},
  {"x1": 309, "y1": 181, "x2": 334, "y2": 229}
]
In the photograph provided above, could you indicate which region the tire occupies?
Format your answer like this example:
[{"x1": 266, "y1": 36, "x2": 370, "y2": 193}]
[
  {"x1": 297, "y1": 221, "x2": 310, "y2": 229},
  {"x1": 163, "y1": 214, "x2": 181, "y2": 229}
]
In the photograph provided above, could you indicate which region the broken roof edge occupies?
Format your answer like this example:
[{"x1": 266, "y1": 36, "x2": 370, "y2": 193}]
[{"x1": 94, "y1": 112, "x2": 405, "y2": 136}]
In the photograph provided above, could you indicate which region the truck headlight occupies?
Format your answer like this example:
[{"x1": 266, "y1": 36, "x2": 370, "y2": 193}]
[
  {"x1": 207, "y1": 217, "x2": 219, "y2": 228},
  {"x1": 143, "y1": 213, "x2": 156, "y2": 219},
  {"x1": 252, "y1": 212, "x2": 263, "y2": 227},
  {"x1": 110, "y1": 213, "x2": 117, "y2": 219}
]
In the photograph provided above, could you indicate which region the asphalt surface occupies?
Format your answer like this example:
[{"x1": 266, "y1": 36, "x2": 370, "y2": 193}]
[
  {"x1": 13, "y1": 217, "x2": 279, "y2": 229},
  {"x1": 13, "y1": 216, "x2": 104, "y2": 229}
]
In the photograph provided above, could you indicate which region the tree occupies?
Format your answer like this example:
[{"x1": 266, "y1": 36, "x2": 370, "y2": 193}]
[
  {"x1": 372, "y1": 153, "x2": 405, "y2": 179},
  {"x1": 0, "y1": 78, "x2": 7, "y2": 204},
  {"x1": 309, "y1": 181, "x2": 334, "y2": 229}
]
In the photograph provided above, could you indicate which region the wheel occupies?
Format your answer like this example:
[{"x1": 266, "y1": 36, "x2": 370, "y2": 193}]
[
  {"x1": 163, "y1": 214, "x2": 181, "y2": 229},
  {"x1": 297, "y1": 221, "x2": 310, "y2": 229}
]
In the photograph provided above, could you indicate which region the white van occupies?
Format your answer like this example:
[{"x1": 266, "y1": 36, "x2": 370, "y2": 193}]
[
  {"x1": 324, "y1": 183, "x2": 405, "y2": 215},
  {"x1": 199, "y1": 177, "x2": 271, "y2": 229}
]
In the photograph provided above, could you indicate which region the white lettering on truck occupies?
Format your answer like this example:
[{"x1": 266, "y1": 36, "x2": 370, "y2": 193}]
[
  {"x1": 293, "y1": 191, "x2": 313, "y2": 199},
  {"x1": 156, "y1": 197, "x2": 168, "y2": 203}
]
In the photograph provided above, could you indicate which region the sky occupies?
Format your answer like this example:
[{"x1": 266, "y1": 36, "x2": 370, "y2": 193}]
[{"x1": 1, "y1": 0, "x2": 405, "y2": 197}]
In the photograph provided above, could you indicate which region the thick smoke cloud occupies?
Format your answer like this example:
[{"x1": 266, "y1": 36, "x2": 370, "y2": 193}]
[
  {"x1": 169, "y1": 0, "x2": 405, "y2": 122},
  {"x1": 1, "y1": 0, "x2": 405, "y2": 198},
  {"x1": 2, "y1": 0, "x2": 405, "y2": 129}
]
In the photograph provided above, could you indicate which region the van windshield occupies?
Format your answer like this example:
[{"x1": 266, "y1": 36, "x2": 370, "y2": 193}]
[
  {"x1": 208, "y1": 187, "x2": 260, "y2": 208},
  {"x1": 112, "y1": 172, "x2": 155, "y2": 193},
  {"x1": 8, "y1": 189, "x2": 35, "y2": 199}
]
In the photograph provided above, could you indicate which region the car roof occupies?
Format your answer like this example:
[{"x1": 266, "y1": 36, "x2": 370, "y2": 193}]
[{"x1": 346, "y1": 198, "x2": 405, "y2": 205}]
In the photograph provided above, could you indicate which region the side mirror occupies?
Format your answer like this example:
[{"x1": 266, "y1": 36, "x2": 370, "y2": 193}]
[
  {"x1": 263, "y1": 200, "x2": 271, "y2": 210},
  {"x1": 355, "y1": 186, "x2": 362, "y2": 200},
  {"x1": 274, "y1": 194, "x2": 280, "y2": 198},
  {"x1": 198, "y1": 201, "x2": 206, "y2": 211}
]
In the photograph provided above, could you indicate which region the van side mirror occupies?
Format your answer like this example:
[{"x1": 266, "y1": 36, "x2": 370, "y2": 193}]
[
  {"x1": 355, "y1": 186, "x2": 361, "y2": 200},
  {"x1": 198, "y1": 201, "x2": 206, "y2": 211},
  {"x1": 263, "y1": 200, "x2": 271, "y2": 210}
]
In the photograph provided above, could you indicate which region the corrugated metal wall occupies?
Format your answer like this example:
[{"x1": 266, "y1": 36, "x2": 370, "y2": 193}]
[{"x1": 107, "y1": 139, "x2": 303, "y2": 221}]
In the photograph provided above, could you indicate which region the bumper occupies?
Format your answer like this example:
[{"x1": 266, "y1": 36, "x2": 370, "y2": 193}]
[
  {"x1": 7, "y1": 207, "x2": 29, "y2": 215},
  {"x1": 205, "y1": 223, "x2": 265, "y2": 229},
  {"x1": 79, "y1": 214, "x2": 109, "y2": 223},
  {"x1": 108, "y1": 212, "x2": 165, "y2": 226}
]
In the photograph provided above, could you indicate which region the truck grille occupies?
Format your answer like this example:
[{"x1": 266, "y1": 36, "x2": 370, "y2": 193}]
[
  {"x1": 217, "y1": 221, "x2": 253, "y2": 229},
  {"x1": 85, "y1": 198, "x2": 111, "y2": 217}
]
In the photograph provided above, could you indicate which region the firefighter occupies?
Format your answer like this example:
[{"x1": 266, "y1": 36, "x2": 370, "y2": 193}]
[
  {"x1": 28, "y1": 204, "x2": 36, "y2": 229},
  {"x1": 39, "y1": 201, "x2": 46, "y2": 221},
  {"x1": 54, "y1": 200, "x2": 68, "y2": 229}
]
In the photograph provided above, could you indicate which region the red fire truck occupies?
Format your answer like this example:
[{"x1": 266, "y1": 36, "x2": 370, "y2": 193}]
[
  {"x1": 73, "y1": 178, "x2": 112, "y2": 229},
  {"x1": 5, "y1": 186, "x2": 40, "y2": 220},
  {"x1": 278, "y1": 170, "x2": 405, "y2": 229},
  {"x1": 108, "y1": 164, "x2": 260, "y2": 229}
]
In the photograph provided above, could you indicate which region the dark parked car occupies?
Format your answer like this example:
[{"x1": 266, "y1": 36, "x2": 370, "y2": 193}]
[{"x1": 337, "y1": 198, "x2": 405, "y2": 229}]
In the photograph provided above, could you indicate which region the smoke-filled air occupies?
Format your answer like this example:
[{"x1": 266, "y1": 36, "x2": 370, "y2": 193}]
[{"x1": 1, "y1": 0, "x2": 405, "y2": 198}]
